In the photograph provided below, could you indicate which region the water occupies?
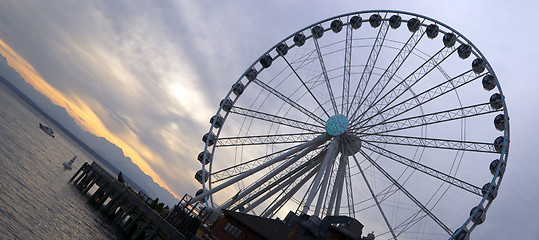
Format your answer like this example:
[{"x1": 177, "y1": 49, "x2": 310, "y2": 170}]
[{"x1": 0, "y1": 83, "x2": 118, "y2": 239}]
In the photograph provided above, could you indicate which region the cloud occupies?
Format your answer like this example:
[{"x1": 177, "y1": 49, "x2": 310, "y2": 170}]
[
  {"x1": 0, "y1": 0, "x2": 223, "y2": 195},
  {"x1": 0, "y1": 36, "x2": 186, "y2": 197},
  {"x1": 1, "y1": 0, "x2": 539, "y2": 238}
]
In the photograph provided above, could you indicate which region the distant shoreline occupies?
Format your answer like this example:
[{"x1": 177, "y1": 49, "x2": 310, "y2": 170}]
[
  {"x1": 0, "y1": 73, "x2": 178, "y2": 205},
  {"x1": 0, "y1": 74, "x2": 120, "y2": 175}
]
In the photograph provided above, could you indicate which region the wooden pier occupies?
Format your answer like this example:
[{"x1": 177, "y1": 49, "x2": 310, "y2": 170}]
[{"x1": 70, "y1": 162, "x2": 186, "y2": 240}]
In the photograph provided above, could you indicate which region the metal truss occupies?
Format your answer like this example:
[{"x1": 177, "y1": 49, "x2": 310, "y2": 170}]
[
  {"x1": 357, "y1": 69, "x2": 486, "y2": 130},
  {"x1": 193, "y1": 135, "x2": 330, "y2": 203},
  {"x1": 350, "y1": 19, "x2": 426, "y2": 120},
  {"x1": 313, "y1": 36, "x2": 339, "y2": 114},
  {"x1": 253, "y1": 78, "x2": 325, "y2": 124},
  {"x1": 211, "y1": 146, "x2": 297, "y2": 183},
  {"x1": 232, "y1": 150, "x2": 326, "y2": 212},
  {"x1": 226, "y1": 147, "x2": 326, "y2": 210},
  {"x1": 348, "y1": 14, "x2": 390, "y2": 116},
  {"x1": 261, "y1": 165, "x2": 320, "y2": 218},
  {"x1": 361, "y1": 134, "x2": 497, "y2": 153},
  {"x1": 355, "y1": 103, "x2": 501, "y2": 134},
  {"x1": 216, "y1": 132, "x2": 321, "y2": 147},
  {"x1": 342, "y1": 17, "x2": 353, "y2": 114},
  {"x1": 302, "y1": 138, "x2": 340, "y2": 215},
  {"x1": 352, "y1": 44, "x2": 457, "y2": 125},
  {"x1": 344, "y1": 155, "x2": 355, "y2": 218},
  {"x1": 324, "y1": 152, "x2": 343, "y2": 216},
  {"x1": 230, "y1": 106, "x2": 324, "y2": 133},
  {"x1": 362, "y1": 141, "x2": 482, "y2": 196}
]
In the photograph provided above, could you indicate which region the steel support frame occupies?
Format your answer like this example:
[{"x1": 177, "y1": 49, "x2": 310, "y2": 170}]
[{"x1": 191, "y1": 134, "x2": 330, "y2": 203}]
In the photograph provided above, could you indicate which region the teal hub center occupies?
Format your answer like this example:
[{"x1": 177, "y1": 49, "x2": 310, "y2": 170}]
[{"x1": 325, "y1": 114, "x2": 349, "y2": 136}]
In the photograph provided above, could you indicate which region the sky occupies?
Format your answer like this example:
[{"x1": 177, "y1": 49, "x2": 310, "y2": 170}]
[{"x1": 0, "y1": 0, "x2": 538, "y2": 238}]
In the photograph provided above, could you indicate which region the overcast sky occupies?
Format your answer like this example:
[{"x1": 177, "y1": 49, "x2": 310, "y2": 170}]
[{"x1": 0, "y1": 0, "x2": 538, "y2": 238}]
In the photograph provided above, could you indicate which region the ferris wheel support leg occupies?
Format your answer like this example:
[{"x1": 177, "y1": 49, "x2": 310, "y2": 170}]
[
  {"x1": 232, "y1": 153, "x2": 325, "y2": 212},
  {"x1": 301, "y1": 138, "x2": 340, "y2": 215},
  {"x1": 191, "y1": 134, "x2": 330, "y2": 203},
  {"x1": 222, "y1": 138, "x2": 327, "y2": 210},
  {"x1": 314, "y1": 145, "x2": 339, "y2": 217},
  {"x1": 333, "y1": 168, "x2": 345, "y2": 216},
  {"x1": 240, "y1": 155, "x2": 323, "y2": 214},
  {"x1": 327, "y1": 152, "x2": 348, "y2": 216},
  {"x1": 261, "y1": 167, "x2": 320, "y2": 218}
]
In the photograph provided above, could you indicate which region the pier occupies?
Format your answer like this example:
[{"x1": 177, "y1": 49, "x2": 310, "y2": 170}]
[{"x1": 70, "y1": 162, "x2": 186, "y2": 240}]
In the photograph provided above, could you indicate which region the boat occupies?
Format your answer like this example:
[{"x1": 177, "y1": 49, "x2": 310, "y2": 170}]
[
  {"x1": 39, "y1": 122, "x2": 55, "y2": 137},
  {"x1": 63, "y1": 156, "x2": 76, "y2": 170}
]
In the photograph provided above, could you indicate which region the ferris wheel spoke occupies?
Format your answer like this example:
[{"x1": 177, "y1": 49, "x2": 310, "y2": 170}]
[
  {"x1": 229, "y1": 106, "x2": 325, "y2": 133},
  {"x1": 347, "y1": 163, "x2": 400, "y2": 209},
  {"x1": 352, "y1": 154, "x2": 398, "y2": 239},
  {"x1": 362, "y1": 141, "x2": 482, "y2": 196},
  {"x1": 379, "y1": 207, "x2": 426, "y2": 238},
  {"x1": 341, "y1": 17, "x2": 353, "y2": 114},
  {"x1": 350, "y1": 45, "x2": 457, "y2": 125},
  {"x1": 349, "y1": 22, "x2": 426, "y2": 121},
  {"x1": 222, "y1": 142, "x2": 326, "y2": 210},
  {"x1": 289, "y1": 48, "x2": 317, "y2": 68},
  {"x1": 253, "y1": 78, "x2": 325, "y2": 124},
  {"x1": 313, "y1": 37, "x2": 339, "y2": 114},
  {"x1": 398, "y1": 202, "x2": 454, "y2": 237},
  {"x1": 361, "y1": 134, "x2": 498, "y2": 153},
  {"x1": 192, "y1": 134, "x2": 330, "y2": 203},
  {"x1": 280, "y1": 51, "x2": 332, "y2": 118},
  {"x1": 290, "y1": 46, "x2": 320, "y2": 69},
  {"x1": 216, "y1": 132, "x2": 322, "y2": 147},
  {"x1": 353, "y1": 103, "x2": 501, "y2": 135},
  {"x1": 353, "y1": 69, "x2": 485, "y2": 130},
  {"x1": 234, "y1": 151, "x2": 325, "y2": 213},
  {"x1": 393, "y1": 179, "x2": 454, "y2": 237},
  {"x1": 348, "y1": 14, "x2": 390, "y2": 117},
  {"x1": 358, "y1": 149, "x2": 454, "y2": 235}
]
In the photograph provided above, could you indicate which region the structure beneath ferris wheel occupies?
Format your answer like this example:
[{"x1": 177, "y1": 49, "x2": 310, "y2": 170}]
[{"x1": 190, "y1": 10, "x2": 509, "y2": 240}]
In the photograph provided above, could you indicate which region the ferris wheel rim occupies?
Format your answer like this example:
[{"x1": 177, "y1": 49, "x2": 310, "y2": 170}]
[{"x1": 196, "y1": 10, "x2": 509, "y2": 239}]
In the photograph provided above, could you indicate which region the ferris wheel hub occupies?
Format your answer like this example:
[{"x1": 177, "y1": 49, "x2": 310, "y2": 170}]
[{"x1": 325, "y1": 114, "x2": 349, "y2": 136}]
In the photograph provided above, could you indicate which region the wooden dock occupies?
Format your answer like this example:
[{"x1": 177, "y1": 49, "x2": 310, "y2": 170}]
[{"x1": 70, "y1": 162, "x2": 186, "y2": 240}]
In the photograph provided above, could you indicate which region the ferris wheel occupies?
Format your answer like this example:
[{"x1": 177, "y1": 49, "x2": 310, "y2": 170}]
[{"x1": 192, "y1": 10, "x2": 509, "y2": 239}]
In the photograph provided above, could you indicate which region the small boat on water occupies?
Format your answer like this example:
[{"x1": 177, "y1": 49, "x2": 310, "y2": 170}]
[
  {"x1": 63, "y1": 156, "x2": 76, "y2": 170},
  {"x1": 39, "y1": 122, "x2": 55, "y2": 138}
]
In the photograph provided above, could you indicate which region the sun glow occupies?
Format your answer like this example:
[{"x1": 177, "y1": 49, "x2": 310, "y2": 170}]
[{"x1": 0, "y1": 38, "x2": 180, "y2": 199}]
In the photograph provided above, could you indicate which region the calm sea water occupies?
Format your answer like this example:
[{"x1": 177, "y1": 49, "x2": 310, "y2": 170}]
[{"x1": 0, "y1": 84, "x2": 118, "y2": 239}]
